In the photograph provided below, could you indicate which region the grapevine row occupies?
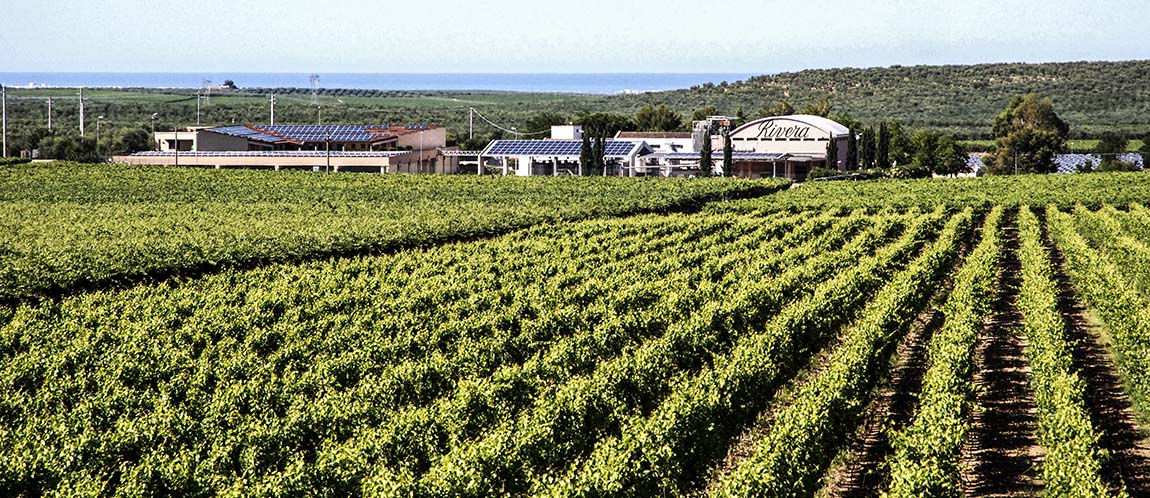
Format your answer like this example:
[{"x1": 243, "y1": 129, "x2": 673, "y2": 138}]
[
  {"x1": 1016, "y1": 207, "x2": 1110, "y2": 496},
  {"x1": 0, "y1": 163, "x2": 780, "y2": 302},
  {"x1": 884, "y1": 206, "x2": 1003, "y2": 497},
  {"x1": 1048, "y1": 205, "x2": 1150, "y2": 421},
  {"x1": 710, "y1": 207, "x2": 974, "y2": 498},
  {"x1": 315, "y1": 211, "x2": 858, "y2": 478},
  {"x1": 385, "y1": 210, "x2": 937, "y2": 497},
  {"x1": 525, "y1": 209, "x2": 951, "y2": 497}
]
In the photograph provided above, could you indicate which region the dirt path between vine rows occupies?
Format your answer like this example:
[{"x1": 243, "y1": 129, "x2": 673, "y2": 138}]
[
  {"x1": 1044, "y1": 228, "x2": 1150, "y2": 497},
  {"x1": 960, "y1": 221, "x2": 1045, "y2": 497},
  {"x1": 816, "y1": 295, "x2": 944, "y2": 498}
]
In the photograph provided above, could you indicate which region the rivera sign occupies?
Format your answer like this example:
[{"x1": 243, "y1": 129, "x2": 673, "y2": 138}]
[{"x1": 754, "y1": 120, "x2": 815, "y2": 139}]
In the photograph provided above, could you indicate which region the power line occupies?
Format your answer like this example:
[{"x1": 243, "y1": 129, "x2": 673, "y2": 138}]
[{"x1": 470, "y1": 108, "x2": 550, "y2": 137}]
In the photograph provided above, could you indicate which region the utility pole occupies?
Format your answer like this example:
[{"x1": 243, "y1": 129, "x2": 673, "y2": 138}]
[
  {"x1": 47, "y1": 96, "x2": 53, "y2": 131},
  {"x1": 269, "y1": 94, "x2": 276, "y2": 125},
  {"x1": 196, "y1": 89, "x2": 202, "y2": 126},
  {"x1": 2, "y1": 84, "x2": 7, "y2": 158},
  {"x1": 469, "y1": 107, "x2": 474, "y2": 140},
  {"x1": 79, "y1": 88, "x2": 85, "y2": 136}
]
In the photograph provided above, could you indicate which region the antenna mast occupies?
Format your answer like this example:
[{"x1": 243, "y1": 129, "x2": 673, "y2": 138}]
[{"x1": 2, "y1": 84, "x2": 7, "y2": 158}]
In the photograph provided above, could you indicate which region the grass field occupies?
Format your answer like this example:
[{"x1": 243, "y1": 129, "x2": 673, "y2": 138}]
[{"x1": 5, "y1": 164, "x2": 1150, "y2": 496}]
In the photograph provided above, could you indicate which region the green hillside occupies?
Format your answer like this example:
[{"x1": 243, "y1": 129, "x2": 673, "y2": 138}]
[
  {"x1": 3, "y1": 60, "x2": 1149, "y2": 155},
  {"x1": 610, "y1": 60, "x2": 1150, "y2": 138}
]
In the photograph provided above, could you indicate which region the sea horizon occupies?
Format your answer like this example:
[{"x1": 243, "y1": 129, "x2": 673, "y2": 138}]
[{"x1": 0, "y1": 72, "x2": 758, "y2": 95}]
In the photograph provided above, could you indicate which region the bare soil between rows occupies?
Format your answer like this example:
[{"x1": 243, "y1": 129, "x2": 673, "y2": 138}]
[
  {"x1": 1044, "y1": 222, "x2": 1150, "y2": 497},
  {"x1": 817, "y1": 297, "x2": 943, "y2": 498},
  {"x1": 960, "y1": 222, "x2": 1045, "y2": 497}
]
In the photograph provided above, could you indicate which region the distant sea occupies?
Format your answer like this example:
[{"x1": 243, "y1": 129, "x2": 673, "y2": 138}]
[{"x1": 0, "y1": 73, "x2": 755, "y2": 95}]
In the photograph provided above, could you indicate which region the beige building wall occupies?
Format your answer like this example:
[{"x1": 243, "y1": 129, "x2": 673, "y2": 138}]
[
  {"x1": 154, "y1": 130, "x2": 196, "y2": 152},
  {"x1": 113, "y1": 153, "x2": 415, "y2": 172},
  {"x1": 395, "y1": 127, "x2": 446, "y2": 151}
]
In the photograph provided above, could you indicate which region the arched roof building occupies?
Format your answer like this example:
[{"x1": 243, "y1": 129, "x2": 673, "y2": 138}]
[{"x1": 725, "y1": 114, "x2": 849, "y2": 179}]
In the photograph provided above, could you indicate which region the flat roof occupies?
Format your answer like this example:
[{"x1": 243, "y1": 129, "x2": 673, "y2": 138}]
[
  {"x1": 615, "y1": 131, "x2": 693, "y2": 139},
  {"x1": 482, "y1": 140, "x2": 649, "y2": 158},
  {"x1": 129, "y1": 151, "x2": 411, "y2": 158},
  {"x1": 650, "y1": 152, "x2": 789, "y2": 161},
  {"x1": 203, "y1": 124, "x2": 441, "y2": 144}
]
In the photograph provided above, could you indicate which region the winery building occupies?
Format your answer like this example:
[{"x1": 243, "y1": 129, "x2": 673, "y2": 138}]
[{"x1": 640, "y1": 115, "x2": 850, "y2": 179}]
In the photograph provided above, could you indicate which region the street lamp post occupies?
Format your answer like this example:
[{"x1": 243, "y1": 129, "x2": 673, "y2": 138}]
[
  {"x1": 150, "y1": 113, "x2": 158, "y2": 151},
  {"x1": 419, "y1": 130, "x2": 424, "y2": 174}
]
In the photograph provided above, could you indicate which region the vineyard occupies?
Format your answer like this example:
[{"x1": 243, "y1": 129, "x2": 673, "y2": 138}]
[{"x1": 5, "y1": 164, "x2": 1150, "y2": 496}]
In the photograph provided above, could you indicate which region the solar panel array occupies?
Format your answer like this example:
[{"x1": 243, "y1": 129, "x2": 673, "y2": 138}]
[
  {"x1": 967, "y1": 153, "x2": 1145, "y2": 174},
  {"x1": 485, "y1": 140, "x2": 640, "y2": 157},
  {"x1": 260, "y1": 125, "x2": 390, "y2": 143},
  {"x1": 208, "y1": 126, "x2": 286, "y2": 144},
  {"x1": 130, "y1": 151, "x2": 409, "y2": 158}
]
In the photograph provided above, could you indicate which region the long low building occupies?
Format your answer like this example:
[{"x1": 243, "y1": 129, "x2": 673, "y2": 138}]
[
  {"x1": 479, "y1": 139, "x2": 652, "y2": 176},
  {"x1": 114, "y1": 150, "x2": 442, "y2": 173},
  {"x1": 485, "y1": 116, "x2": 851, "y2": 179},
  {"x1": 120, "y1": 116, "x2": 852, "y2": 180},
  {"x1": 123, "y1": 124, "x2": 447, "y2": 172},
  {"x1": 154, "y1": 124, "x2": 445, "y2": 153}
]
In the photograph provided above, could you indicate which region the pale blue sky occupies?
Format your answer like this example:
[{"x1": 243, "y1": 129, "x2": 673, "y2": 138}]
[{"x1": 2, "y1": 0, "x2": 1147, "y2": 73}]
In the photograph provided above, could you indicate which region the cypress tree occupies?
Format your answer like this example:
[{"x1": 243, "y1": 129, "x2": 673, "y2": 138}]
[
  {"x1": 825, "y1": 134, "x2": 839, "y2": 171},
  {"x1": 877, "y1": 121, "x2": 890, "y2": 169},
  {"x1": 579, "y1": 131, "x2": 592, "y2": 175},
  {"x1": 846, "y1": 128, "x2": 859, "y2": 170},
  {"x1": 700, "y1": 131, "x2": 713, "y2": 177},
  {"x1": 860, "y1": 127, "x2": 876, "y2": 169},
  {"x1": 592, "y1": 132, "x2": 606, "y2": 175},
  {"x1": 722, "y1": 127, "x2": 733, "y2": 177}
]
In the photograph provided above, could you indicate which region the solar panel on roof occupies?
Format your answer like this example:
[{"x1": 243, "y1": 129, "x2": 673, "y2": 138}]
[
  {"x1": 130, "y1": 151, "x2": 408, "y2": 158},
  {"x1": 486, "y1": 140, "x2": 640, "y2": 158},
  {"x1": 256, "y1": 125, "x2": 389, "y2": 142}
]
